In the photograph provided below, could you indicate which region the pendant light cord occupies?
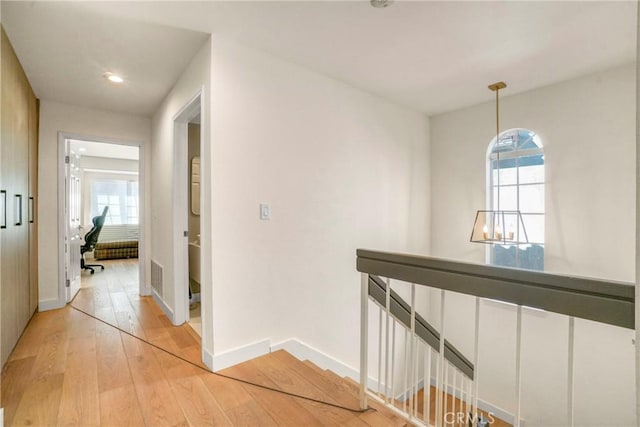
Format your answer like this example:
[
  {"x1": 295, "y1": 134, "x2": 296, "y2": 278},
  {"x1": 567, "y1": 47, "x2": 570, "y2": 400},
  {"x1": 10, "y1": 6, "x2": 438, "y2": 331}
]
[{"x1": 495, "y1": 86, "x2": 501, "y2": 215}]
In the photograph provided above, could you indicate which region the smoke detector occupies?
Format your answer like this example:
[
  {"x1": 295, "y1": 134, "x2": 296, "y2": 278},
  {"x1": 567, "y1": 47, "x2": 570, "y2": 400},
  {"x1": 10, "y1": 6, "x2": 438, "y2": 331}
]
[{"x1": 370, "y1": 0, "x2": 393, "y2": 8}]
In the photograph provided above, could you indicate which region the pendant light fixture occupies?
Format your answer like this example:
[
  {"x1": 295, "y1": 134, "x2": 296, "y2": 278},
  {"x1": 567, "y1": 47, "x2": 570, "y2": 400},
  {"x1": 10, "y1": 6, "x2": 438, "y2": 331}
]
[{"x1": 470, "y1": 82, "x2": 529, "y2": 245}]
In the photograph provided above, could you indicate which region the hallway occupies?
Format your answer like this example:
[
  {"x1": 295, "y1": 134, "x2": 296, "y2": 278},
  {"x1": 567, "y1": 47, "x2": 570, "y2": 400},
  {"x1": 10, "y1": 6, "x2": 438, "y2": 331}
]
[{"x1": 1, "y1": 260, "x2": 406, "y2": 426}]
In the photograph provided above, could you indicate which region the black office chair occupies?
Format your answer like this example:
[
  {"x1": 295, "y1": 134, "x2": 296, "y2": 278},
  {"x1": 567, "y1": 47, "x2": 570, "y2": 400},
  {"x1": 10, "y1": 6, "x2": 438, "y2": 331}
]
[{"x1": 81, "y1": 206, "x2": 109, "y2": 274}]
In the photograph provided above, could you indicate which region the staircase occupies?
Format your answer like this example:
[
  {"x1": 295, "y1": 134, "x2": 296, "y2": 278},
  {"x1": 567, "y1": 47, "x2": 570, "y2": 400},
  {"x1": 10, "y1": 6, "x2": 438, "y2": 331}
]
[
  {"x1": 219, "y1": 349, "x2": 412, "y2": 425},
  {"x1": 356, "y1": 249, "x2": 636, "y2": 427},
  {"x1": 219, "y1": 349, "x2": 510, "y2": 426}
]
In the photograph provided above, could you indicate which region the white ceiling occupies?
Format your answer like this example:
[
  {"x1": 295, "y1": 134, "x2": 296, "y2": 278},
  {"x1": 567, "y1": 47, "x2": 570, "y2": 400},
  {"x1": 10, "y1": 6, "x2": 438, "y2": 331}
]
[
  {"x1": 2, "y1": 2, "x2": 209, "y2": 116},
  {"x1": 2, "y1": 1, "x2": 637, "y2": 116}
]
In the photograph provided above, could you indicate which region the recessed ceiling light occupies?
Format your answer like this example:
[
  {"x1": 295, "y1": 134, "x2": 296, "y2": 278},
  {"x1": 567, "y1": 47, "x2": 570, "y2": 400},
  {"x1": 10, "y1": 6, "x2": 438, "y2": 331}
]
[{"x1": 103, "y1": 72, "x2": 124, "y2": 84}]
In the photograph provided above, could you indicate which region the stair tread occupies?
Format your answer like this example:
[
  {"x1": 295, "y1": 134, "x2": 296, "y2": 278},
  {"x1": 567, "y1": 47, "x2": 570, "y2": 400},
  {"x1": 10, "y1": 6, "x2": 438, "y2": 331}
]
[
  {"x1": 221, "y1": 354, "x2": 353, "y2": 425},
  {"x1": 271, "y1": 350, "x2": 360, "y2": 408},
  {"x1": 314, "y1": 369, "x2": 409, "y2": 426},
  {"x1": 223, "y1": 350, "x2": 415, "y2": 426},
  {"x1": 302, "y1": 359, "x2": 325, "y2": 375}
]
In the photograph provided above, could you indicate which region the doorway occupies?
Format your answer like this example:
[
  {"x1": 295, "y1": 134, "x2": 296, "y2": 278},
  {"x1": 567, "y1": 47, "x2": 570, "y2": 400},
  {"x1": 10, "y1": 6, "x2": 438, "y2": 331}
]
[
  {"x1": 187, "y1": 119, "x2": 202, "y2": 335},
  {"x1": 58, "y1": 134, "x2": 145, "y2": 303},
  {"x1": 172, "y1": 90, "x2": 204, "y2": 333}
]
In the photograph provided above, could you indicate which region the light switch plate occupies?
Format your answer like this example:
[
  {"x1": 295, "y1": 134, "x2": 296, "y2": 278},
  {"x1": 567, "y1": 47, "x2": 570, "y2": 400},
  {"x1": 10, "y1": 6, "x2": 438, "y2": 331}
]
[{"x1": 260, "y1": 203, "x2": 270, "y2": 220}]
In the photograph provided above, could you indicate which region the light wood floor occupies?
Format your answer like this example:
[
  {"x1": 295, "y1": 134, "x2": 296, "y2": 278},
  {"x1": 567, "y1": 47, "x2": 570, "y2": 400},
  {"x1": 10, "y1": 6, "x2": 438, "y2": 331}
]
[
  {"x1": 75, "y1": 258, "x2": 204, "y2": 367},
  {"x1": 2, "y1": 259, "x2": 508, "y2": 426},
  {"x1": 1, "y1": 259, "x2": 409, "y2": 426}
]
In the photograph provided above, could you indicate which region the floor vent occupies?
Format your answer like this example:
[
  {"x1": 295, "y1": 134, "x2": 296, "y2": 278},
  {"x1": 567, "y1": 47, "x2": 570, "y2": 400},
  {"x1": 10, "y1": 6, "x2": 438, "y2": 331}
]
[{"x1": 151, "y1": 259, "x2": 163, "y2": 298}]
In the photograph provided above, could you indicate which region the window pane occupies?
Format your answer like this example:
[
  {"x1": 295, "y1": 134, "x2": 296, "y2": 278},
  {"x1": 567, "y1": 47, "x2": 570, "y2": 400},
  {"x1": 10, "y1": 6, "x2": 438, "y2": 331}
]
[
  {"x1": 519, "y1": 184, "x2": 544, "y2": 213},
  {"x1": 519, "y1": 163, "x2": 544, "y2": 184},
  {"x1": 522, "y1": 214, "x2": 544, "y2": 244},
  {"x1": 492, "y1": 166, "x2": 517, "y2": 186},
  {"x1": 516, "y1": 130, "x2": 541, "y2": 150},
  {"x1": 493, "y1": 185, "x2": 517, "y2": 210},
  {"x1": 488, "y1": 129, "x2": 544, "y2": 271},
  {"x1": 493, "y1": 131, "x2": 517, "y2": 153},
  {"x1": 90, "y1": 178, "x2": 139, "y2": 225},
  {"x1": 517, "y1": 132, "x2": 544, "y2": 150},
  {"x1": 492, "y1": 243, "x2": 544, "y2": 271},
  {"x1": 518, "y1": 154, "x2": 544, "y2": 183}
]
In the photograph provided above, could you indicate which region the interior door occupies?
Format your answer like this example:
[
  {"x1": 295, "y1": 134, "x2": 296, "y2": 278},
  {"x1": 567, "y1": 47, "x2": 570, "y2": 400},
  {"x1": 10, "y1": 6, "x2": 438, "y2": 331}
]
[{"x1": 65, "y1": 140, "x2": 82, "y2": 302}]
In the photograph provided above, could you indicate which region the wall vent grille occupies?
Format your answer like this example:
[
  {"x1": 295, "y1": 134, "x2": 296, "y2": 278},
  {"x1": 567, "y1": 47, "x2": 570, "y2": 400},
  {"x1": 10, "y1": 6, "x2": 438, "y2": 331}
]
[{"x1": 151, "y1": 259, "x2": 163, "y2": 298}]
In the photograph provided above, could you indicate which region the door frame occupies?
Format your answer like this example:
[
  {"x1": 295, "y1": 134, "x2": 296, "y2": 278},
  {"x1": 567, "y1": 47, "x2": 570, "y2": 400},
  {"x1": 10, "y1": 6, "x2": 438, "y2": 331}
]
[
  {"x1": 57, "y1": 132, "x2": 147, "y2": 306},
  {"x1": 64, "y1": 139, "x2": 82, "y2": 302},
  {"x1": 172, "y1": 89, "x2": 203, "y2": 326}
]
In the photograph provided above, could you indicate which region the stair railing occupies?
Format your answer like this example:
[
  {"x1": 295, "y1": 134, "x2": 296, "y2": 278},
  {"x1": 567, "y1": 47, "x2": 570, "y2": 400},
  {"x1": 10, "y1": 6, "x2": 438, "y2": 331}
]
[{"x1": 357, "y1": 249, "x2": 634, "y2": 427}]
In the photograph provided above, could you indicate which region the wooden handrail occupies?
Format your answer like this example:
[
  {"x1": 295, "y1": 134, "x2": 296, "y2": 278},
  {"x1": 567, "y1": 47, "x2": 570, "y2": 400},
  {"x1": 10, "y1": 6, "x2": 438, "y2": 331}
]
[{"x1": 357, "y1": 249, "x2": 634, "y2": 329}]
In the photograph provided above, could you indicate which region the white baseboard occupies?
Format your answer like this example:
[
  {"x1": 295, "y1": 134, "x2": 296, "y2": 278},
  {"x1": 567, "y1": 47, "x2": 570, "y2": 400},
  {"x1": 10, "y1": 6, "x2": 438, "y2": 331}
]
[
  {"x1": 151, "y1": 289, "x2": 174, "y2": 324},
  {"x1": 476, "y1": 398, "x2": 519, "y2": 427},
  {"x1": 140, "y1": 286, "x2": 152, "y2": 297},
  {"x1": 202, "y1": 346, "x2": 214, "y2": 371},
  {"x1": 211, "y1": 339, "x2": 270, "y2": 371},
  {"x1": 38, "y1": 297, "x2": 65, "y2": 312},
  {"x1": 208, "y1": 337, "x2": 386, "y2": 392},
  {"x1": 270, "y1": 338, "x2": 384, "y2": 392},
  {"x1": 271, "y1": 338, "x2": 359, "y2": 380}
]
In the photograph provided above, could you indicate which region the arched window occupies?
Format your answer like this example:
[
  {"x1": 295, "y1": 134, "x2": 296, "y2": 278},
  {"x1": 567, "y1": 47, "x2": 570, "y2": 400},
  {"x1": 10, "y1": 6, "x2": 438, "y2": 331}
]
[{"x1": 488, "y1": 128, "x2": 544, "y2": 270}]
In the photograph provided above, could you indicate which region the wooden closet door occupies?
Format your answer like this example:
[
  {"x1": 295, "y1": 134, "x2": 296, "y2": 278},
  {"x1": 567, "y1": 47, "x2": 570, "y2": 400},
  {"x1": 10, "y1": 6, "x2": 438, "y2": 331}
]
[
  {"x1": 28, "y1": 94, "x2": 38, "y2": 314},
  {"x1": 1, "y1": 27, "x2": 35, "y2": 366},
  {"x1": 1, "y1": 27, "x2": 19, "y2": 366},
  {"x1": 15, "y1": 57, "x2": 30, "y2": 337}
]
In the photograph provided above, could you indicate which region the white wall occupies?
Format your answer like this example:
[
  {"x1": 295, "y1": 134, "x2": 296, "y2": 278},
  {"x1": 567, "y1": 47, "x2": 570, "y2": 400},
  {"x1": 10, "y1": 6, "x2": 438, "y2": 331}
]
[
  {"x1": 150, "y1": 38, "x2": 211, "y2": 343},
  {"x1": 208, "y1": 36, "x2": 430, "y2": 371},
  {"x1": 430, "y1": 64, "x2": 636, "y2": 426},
  {"x1": 37, "y1": 100, "x2": 150, "y2": 307}
]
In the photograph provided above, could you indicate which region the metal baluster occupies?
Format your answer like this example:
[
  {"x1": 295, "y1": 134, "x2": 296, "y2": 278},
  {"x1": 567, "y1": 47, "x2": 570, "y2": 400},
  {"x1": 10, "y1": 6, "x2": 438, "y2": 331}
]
[
  {"x1": 360, "y1": 273, "x2": 369, "y2": 410},
  {"x1": 413, "y1": 344, "x2": 420, "y2": 417},
  {"x1": 403, "y1": 328, "x2": 410, "y2": 413},
  {"x1": 391, "y1": 319, "x2": 396, "y2": 408},
  {"x1": 515, "y1": 305, "x2": 523, "y2": 427},
  {"x1": 452, "y1": 369, "x2": 458, "y2": 426},
  {"x1": 568, "y1": 316, "x2": 575, "y2": 427},
  {"x1": 468, "y1": 377, "x2": 473, "y2": 426},
  {"x1": 443, "y1": 362, "x2": 449, "y2": 425},
  {"x1": 472, "y1": 297, "x2": 480, "y2": 423},
  {"x1": 436, "y1": 290, "x2": 446, "y2": 427},
  {"x1": 413, "y1": 348, "x2": 427, "y2": 419},
  {"x1": 410, "y1": 284, "x2": 417, "y2": 417},
  {"x1": 424, "y1": 346, "x2": 432, "y2": 425},
  {"x1": 385, "y1": 278, "x2": 391, "y2": 401},
  {"x1": 461, "y1": 376, "x2": 467, "y2": 427},
  {"x1": 378, "y1": 306, "x2": 383, "y2": 396}
]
